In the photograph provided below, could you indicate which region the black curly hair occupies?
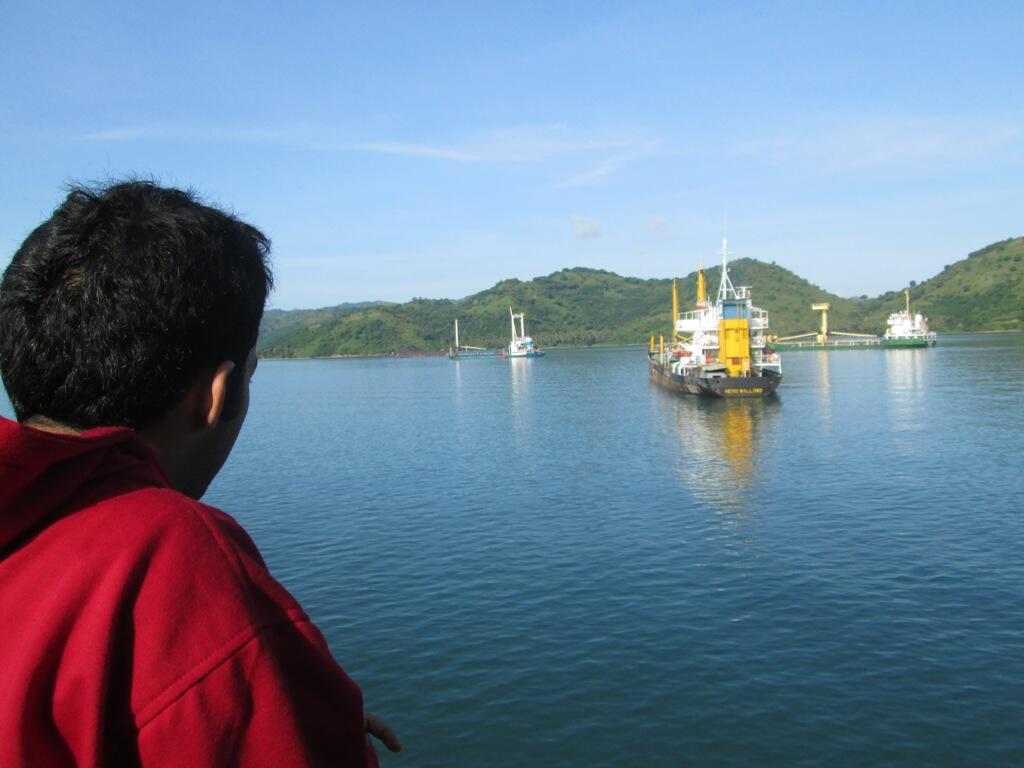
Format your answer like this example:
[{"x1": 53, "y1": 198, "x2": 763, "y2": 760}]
[{"x1": 0, "y1": 180, "x2": 273, "y2": 429}]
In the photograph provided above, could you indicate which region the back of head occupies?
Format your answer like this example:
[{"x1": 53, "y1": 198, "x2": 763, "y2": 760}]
[{"x1": 0, "y1": 181, "x2": 273, "y2": 430}]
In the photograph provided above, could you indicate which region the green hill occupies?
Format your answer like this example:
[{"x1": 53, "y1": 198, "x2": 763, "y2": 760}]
[
  {"x1": 257, "y1": 237, "x2": 1024, "y2": 357},
  {"x1": 856, "y1": 237, "x2": 1024, "y2": 332},
  {"x1": 258, "y1": 301, "x2": 391, "y2": 348}
]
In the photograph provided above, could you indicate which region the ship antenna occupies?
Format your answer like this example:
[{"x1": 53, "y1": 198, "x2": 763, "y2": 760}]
[{"x1": 717, "y1": 237, "x2": 736, "y2": 301}]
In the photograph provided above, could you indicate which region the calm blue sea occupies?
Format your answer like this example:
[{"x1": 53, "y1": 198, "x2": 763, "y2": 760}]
[{"x1": 4, "y1": 334, "x2": 1023, "y2": 766}]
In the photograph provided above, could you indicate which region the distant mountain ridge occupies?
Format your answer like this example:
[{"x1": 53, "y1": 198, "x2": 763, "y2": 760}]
[{"x1": 257, "y1": 236, "x2": 1024, "y2": 357}]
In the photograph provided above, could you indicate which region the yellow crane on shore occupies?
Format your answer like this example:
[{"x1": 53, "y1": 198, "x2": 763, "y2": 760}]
[{"x1": 772, "y1": 303, "x2": 876, "y2": 344}]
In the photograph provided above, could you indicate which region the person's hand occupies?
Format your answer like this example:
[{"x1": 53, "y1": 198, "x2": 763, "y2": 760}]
[{"x1": 366, "y1": 712, "x2": 402, "y2": 753}]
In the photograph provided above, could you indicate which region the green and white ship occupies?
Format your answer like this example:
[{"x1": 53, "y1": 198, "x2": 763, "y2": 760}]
[
  {"x1": 882, "y1": 289, "x2": 937, "y2": 347},
  {"x1": 770, "y1": 289, "x2": 937, "y2": 350}
]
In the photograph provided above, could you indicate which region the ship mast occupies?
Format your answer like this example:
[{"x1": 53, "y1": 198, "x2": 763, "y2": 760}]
[
  {"x1": 672, "y1": 279, "x2": 680, "y2": 338},
  {"x1": 717, "y1": 237, "x2": 737, "y2": 301}
]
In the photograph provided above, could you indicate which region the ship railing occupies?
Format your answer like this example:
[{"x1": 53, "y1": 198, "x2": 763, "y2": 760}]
[
  {"x1": 680, "y1": 310, "x2": 712, "y2": 321},
  {"x1": 782, "y1": 337, "x2": 883, "y2": 348},
  {"x1": 834, "y1": 337, "x2": 881, "y2": 346},
  {"x1": 735, "y1": 286, "x2": 751, "y2": 299}
]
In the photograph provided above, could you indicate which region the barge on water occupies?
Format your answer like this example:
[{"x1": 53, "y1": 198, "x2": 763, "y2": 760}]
[
  {"x1": 649, "y1": 239, "x2": 781, "y2": 398},
  {"x1": 449, "y1": 318, "x2": 501, "y2": 359},
  {"x1": 771, "y1": 337, "x2": 882, "y2": 351},
  {"x1": 770, "y1": 301, "x2": 881, "y2": 351}
]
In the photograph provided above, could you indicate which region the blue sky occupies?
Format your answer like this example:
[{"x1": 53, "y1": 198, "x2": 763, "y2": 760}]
[{"x1": 2, "y1": 1, "x2": 1022, "y2": 309}]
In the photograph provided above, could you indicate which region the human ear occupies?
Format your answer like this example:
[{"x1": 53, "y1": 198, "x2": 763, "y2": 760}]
[{"x1": 201, "y1": 360, "x2": 236, "y2": 427}]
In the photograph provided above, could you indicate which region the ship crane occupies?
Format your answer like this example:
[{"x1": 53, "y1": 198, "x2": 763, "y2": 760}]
[
  {"x1": 449, "y1": 318, "x2": 500, "y2": 359},
  {"x1": 451, "y1": 318, "x2": 488, "y2": 350},
  {"x1": 772, "y1": 302, "x2": 877, "y2": 344}
]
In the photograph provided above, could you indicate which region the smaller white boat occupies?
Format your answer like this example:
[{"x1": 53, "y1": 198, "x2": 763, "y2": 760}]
[{"x1": 504, "y1": 307, "x2": 544, "y2": 358}]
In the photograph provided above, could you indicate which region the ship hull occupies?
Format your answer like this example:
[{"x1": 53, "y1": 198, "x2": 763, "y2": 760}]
[
  {"x1": 771, "y1": 339, "x2": 881, "y2": 351},
  {"x1": 881, "y1": 337, "x2": 935, "y2": 348},
  {"x1": 450, "y1": 347, "x2": 502, "y2": 359},
  {"x1": 502, "y1": 350, "x2": 544, "y2": 358},
  {"x1": 648, "y1": 357, "x2": 780, "y2": 398}
]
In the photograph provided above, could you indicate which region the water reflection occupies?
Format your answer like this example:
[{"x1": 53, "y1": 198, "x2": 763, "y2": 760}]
[
  {"x1": 509, "y1": 358, "x2": 534, "y2": 440},
  {"x1": 816, "y1": 350, "x2": 832, "y2": 409},
  {"x1": 804, "y1": 350, "x2": 836, "y2": 443},
  {"x1": 659, "y1": 393, "x2": 779, "y2": 516},
  {"x1": 884, "y1": 348, "x2": 930, "y2": 432},
  {"x1": 453, "y1": 358, "x2": 463, "y2": 403}
]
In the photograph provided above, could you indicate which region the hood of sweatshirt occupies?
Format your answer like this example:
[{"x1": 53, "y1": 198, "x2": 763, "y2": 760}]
[{"x1": 0, "y1": 416, "x2": 167, "y2": 554}]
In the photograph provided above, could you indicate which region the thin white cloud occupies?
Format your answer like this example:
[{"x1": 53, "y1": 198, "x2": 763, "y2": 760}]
[
  {"x1": 817, "y1": 117, "x2": 1021, "y2": 167},
  {"x1": 555, "y1": 162, "x2": 618, "y2": 188},
  {"x1": 341, "y1": 141, "x2": 476, "y2": 161},
  {"x1": 321, "y1": 124, "x2": 652, "y2": 165},
  {"x1": 81, "y1": 128, "x2": 159, "y2": 142},
  {"x1": 471, "y1": 124, "x2": 638, "y2": 162},
  {"x1": 571, "y1": 214, "x2": 601, "y2": 239},
  {"x1": 727, "y1": 116, "x2": 1023, "y2": 169},
  {"x1": 79, "y1": 125, "x2": 299, "y2": 144},
  {"x1": 77, "y1": 121, "x2": 664, "y2": 169}
]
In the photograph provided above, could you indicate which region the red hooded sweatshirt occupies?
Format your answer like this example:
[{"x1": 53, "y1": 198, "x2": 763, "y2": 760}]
[{"x1": 0, "y1": 416, "x2": 378, "y2": 766}]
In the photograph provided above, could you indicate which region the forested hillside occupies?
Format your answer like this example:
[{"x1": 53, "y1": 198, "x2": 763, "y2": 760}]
[{"x1": 257, "y1": 237, "x2": 1023, "y2": 357}]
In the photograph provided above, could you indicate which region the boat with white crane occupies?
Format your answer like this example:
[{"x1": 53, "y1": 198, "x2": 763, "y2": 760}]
[{"x1": 504, "y1": 307, "x2": 544, "y2": 358}]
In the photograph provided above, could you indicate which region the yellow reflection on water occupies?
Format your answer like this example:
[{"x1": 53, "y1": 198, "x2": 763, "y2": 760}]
[
  {"x1": 659, "y1": 393, "x2": 779, "y2": 516},
  {"x1": 720, "y1": 403, "x2": 755, "y2": 486},
  {"x1": 816, "y1": 351, "x2": 833, "y2": 436},
  {"x1": 817, "y1": 350, "x2": 832, "y2": 400}
]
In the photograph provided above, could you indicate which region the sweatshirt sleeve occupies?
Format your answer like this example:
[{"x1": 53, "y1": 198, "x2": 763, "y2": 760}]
[{"x1": 135, "y1": 616, "x2": 379, "y2": 767}]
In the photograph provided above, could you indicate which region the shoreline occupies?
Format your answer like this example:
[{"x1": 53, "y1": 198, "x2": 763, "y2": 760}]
[
  {"x1": 257, "y1": 330, "x2": 1021, "y2": 361},
  {"x1": 257, "y1": 341, "x2": 651, "y2": 361}
]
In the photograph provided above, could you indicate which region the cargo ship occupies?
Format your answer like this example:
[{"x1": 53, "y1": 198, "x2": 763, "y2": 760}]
[
  {"x1": 448, "y1": 318, "x2": 501, "y2": 359},
  {"x1": 882, "y1": 290, "x2": 937, "y2": 347},
  {"x1": 648, "y1": 240, "x2": 782, "y2": 397},
  {"x1": 771, "y1": 289, "x2": 937, "y2": 350}
]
